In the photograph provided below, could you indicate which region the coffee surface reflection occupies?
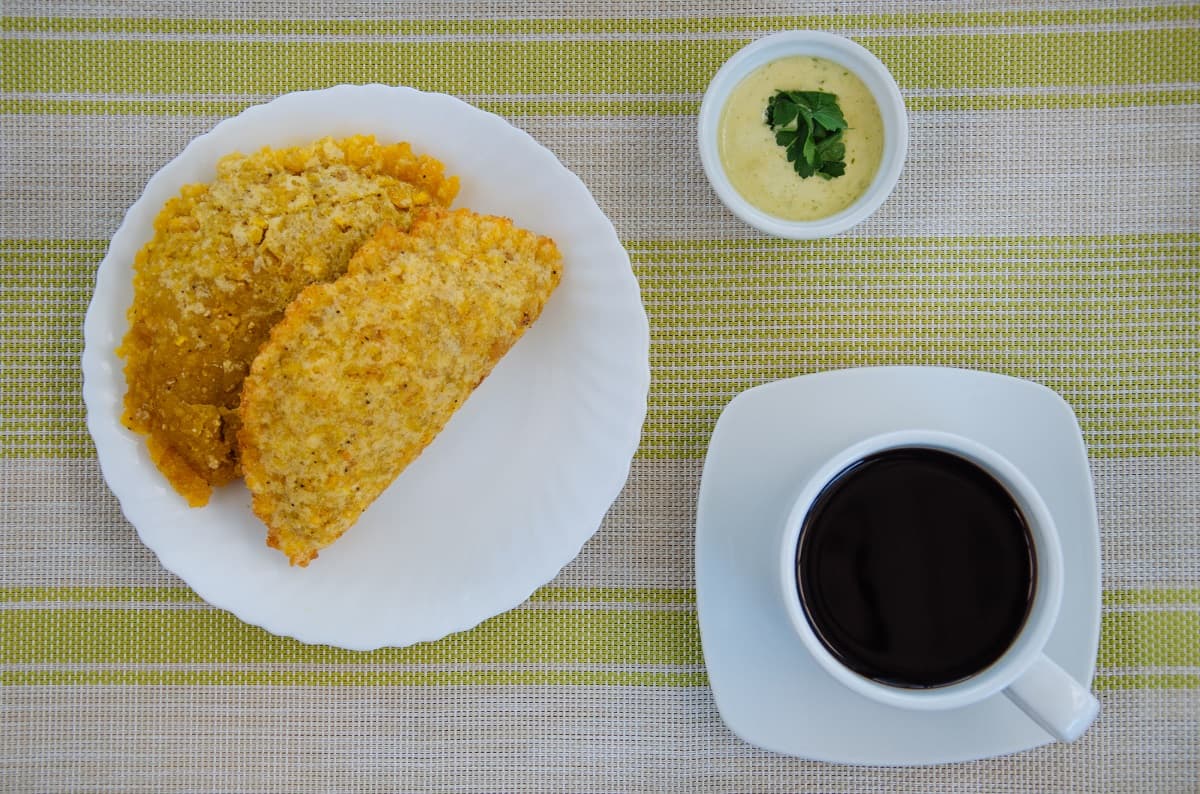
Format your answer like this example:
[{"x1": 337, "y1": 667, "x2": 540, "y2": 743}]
[{"x1": 796, "y1": 448, "x2": 1036, "y2": 688}]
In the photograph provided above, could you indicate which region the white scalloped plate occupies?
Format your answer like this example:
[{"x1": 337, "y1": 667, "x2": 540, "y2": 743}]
[{"x1": 82, "y1": 85, "x2": 650, "y2": 650}]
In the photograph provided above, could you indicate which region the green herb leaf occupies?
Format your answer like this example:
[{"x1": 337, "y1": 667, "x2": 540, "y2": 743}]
[
  {"x1": 818, "y1": 160, "x2": 846, "y2": 179},
  {"x1": 764, "y1": 89, "x2": 848, "y2": 180},
  {"x1": 811, "y1": 105, "x2": 847, "y2": 132},
  {"x1": 801, "y1": 133, "x2": 816, "y2": 166},
  {"x1": 770, "y1": 99, "x2": 800, "y2": 131},
  {"x1": 814, "y1": 129, "x2": 845, "y2": 161}
]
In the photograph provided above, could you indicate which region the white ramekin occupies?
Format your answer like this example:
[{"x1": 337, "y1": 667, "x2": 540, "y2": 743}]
[{"x1": 698, "y1": 31, "x2": 909, "y2": 239}]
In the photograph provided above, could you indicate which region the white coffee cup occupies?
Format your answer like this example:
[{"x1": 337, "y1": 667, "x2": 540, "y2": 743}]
[{"x1": 778, "y1": 429, "x2": 1099, "y2": 742}]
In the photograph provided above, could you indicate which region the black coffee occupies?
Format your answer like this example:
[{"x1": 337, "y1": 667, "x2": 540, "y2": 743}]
[{"x1": 796, "y1": 448, "x2": 1035, "y2": 688}]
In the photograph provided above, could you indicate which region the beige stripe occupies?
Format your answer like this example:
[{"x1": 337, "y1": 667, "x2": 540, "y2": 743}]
[
  {"x1": 1, "y1": 1, "x2": 1173, "y2": 22},
  {"x1": 1097, "y1": 456, "x2": 1200, "y2": 589},
  {"x1": 3, "y1": 686, "x2": 1196, "y2": 792},
  {"x1": 3, "y1": 457, "x2": 1197, "y2": 590},
  {"x1": 0, "y1": 458, "x2": 699, "y2": 588},
  {"x1": 905, "y1": 81, "x2": 1200, "y2": 96},
  {"x1": 2, "y1": 106, "x2": 1198, "y2": 240},
  {"x1": 5, "y1": 21, "x2": 1195, "y2": 42}
]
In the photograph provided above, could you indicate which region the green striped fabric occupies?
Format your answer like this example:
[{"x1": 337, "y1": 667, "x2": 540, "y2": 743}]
[
  {"x1": 5, "y1": 236, "x2": 1197, "y2": 458},
  {"x1": 7, "y1": 6, "x2": 1200, "y2": 34},
  {"x1": 2, "y1": 11, "x2": 1198, "y2": 116},
  {"x1": 6, "y1": 32, "x2": 1196, "y2": 92},
  {"x1": 2, "y1": 587, "x2": 1197, "y2": 690},
  {"x1": 2, "y1": 2, "x2": 1197, "y2": 790}
]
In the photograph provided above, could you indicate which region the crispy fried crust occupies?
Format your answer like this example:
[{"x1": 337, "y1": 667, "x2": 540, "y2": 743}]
[
  {"x1": 118, "y1": 136, "x2": 459, "y2": 505},
  {"x1": 238, "y1": 208, "x2": 563, "y2": 565}
]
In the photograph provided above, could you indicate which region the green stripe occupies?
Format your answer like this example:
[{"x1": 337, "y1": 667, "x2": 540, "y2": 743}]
[
  {"x1": 1, "y1": 253, "x2": 105, "y2": 267},
  {"x1": 8, "y1": 237, "x2": 1197, "y2": 286},
  {"x1": 1105, "y1": 589, "x2": 1200, "y2": 607},
  {"x1": 4, "y1": 7, "x2": 1197, "y2": 36},
  {"x1": 2, "y1": 605, "x2": 701, "y2": 667},
  {"x1": 641, "y1": 428, "x2": 1196, "y2": 461},
  {"x1": 644, "y1": 408, "x2": 1198, "y2": 432},
  {"x1": 5, "y1": 90, "x2": 1200, "y2": 118},
  {"x1": 7, "y1": 585, "x2": 1194, "y2": 608},
  {"x1": 7, "y1": 585, "x2": 1197, "y2": 609},
  {"x1": 629, "y1": 235, "x2": 1199, "y2": 458},
  {"x1": 529, "y1": 586, "x2": 696, "y2": 605},
  {"x1": 1, "y1": 669, "x2": 707, "y2": 687},
  {"x1": 0, "y1": 239, "x2": 107, "y2": 252},
  {"x1": 630, "y1": 235, "x2": 1200, "y2": 251},
  {"x1": 12, "y1": 234, "x2": 1200, "y2": 261},
  {"x1": 0, "y1": 98, "x2": 703, "y2": 118},
  {"x1": 4, "y1": 236, "x2": 1197, "y2": 459},
  {"x1": 0, "y1": 586, "x2": 697, "y2": 607},
  {"x1": 3, "y1": 31, "x2": 1196, "y2": 98},
  {"x1": 9, "y1": 670, "x2": 1199, "y2": 689},
  {"x1": 1, "y1": 593, "x2": 1195, "y2": 688},
  {"x1": 1100, "y1": 612, "x2": 1200, "y2": 668},
  {"x1": 1094, "y1": 674, "x2": 1200, "y2": 691}
]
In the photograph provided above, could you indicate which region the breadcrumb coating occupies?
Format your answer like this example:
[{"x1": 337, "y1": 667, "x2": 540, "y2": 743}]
[
  {"x1": 118, "y1": 136, "x2": 458, "y2": 505},
  {"x1": 238, "y1": 208, "x2": 563, "y2": 565}
]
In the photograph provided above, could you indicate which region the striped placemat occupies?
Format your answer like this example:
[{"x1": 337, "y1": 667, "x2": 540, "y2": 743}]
[{"x1": 3, "y1": 2, "x2": 1197, "y2": 791}]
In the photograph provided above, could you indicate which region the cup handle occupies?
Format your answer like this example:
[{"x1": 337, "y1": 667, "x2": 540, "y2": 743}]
[{"x1": 1002, "y1": 653, "x2": 1099, "y2": 742}]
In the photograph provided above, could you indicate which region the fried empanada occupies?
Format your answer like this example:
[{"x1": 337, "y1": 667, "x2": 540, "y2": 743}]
[
  {"x1": 118, "y1": 136, "x2": 458, "y2": 505},
  {"x1": 238, "y1": 208, "x2": 563, "y2": 565}
]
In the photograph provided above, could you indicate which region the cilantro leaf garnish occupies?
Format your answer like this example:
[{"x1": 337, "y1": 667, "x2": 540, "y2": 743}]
[{"x1": 764, "y1": 90, "x2": 848, "y2": 180}]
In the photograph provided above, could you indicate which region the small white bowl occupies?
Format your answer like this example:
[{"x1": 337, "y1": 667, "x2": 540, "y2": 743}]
[{"x1": 698, "y1": 31, "x2": 908, "y2": 239}]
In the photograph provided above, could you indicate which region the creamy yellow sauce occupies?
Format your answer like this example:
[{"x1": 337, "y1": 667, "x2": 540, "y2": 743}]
[{"x1": 718, "y1": 56, "x2": 885, "y2": 221}]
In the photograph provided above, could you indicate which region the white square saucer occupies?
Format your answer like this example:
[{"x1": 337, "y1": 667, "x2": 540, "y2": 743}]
[{"x1": 695, "y1": 367, "x2": 1101, "y2": 764}]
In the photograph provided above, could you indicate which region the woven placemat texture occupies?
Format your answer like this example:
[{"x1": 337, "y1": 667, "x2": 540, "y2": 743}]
[{"x1": 2, "y1": 2, "x2": 1197, "y2": 791}]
